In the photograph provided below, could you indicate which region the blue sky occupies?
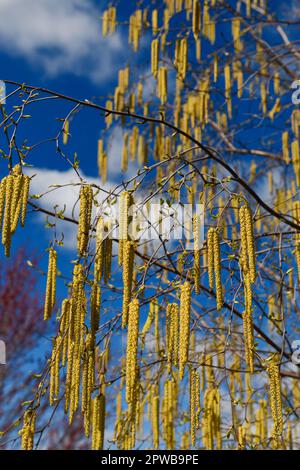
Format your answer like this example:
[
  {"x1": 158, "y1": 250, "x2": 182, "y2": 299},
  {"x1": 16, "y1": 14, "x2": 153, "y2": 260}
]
[
  {"x1": 0, "y1": 0, "x2": 300, "y2": 449},
  {"x1": 0, "y1": 0, "x2": 299, "y2": 329}
]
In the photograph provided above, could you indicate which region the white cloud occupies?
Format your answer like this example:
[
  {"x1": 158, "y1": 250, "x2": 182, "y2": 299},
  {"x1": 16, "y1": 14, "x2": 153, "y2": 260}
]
[{"x1": 0, "y1": 0, "x2": 124, "y2": 82}]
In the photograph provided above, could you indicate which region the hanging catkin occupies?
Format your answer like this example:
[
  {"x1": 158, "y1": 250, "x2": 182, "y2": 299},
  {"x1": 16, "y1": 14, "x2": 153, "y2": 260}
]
[
  {"x1": 190, "y1": 368, "x2": 200, "y2": 447},
  {"x1": 97, "y1": 140, "x2": 107, "y2": 184},
  {"x1": 118, "y1": 191, "x2": 132, "y2": 266},
  {"x1": 122, "y1": 240, "x2": 135, "y2": 328},
  {"x1": 213, "y1": 229, "x2": 223, "y2": 310},
  {"x1": 179, "y1": 281, "x2": 191, "y2": 379},
  {"x1": 49, "y1": 336, "x2": 60, "y2": 405},
  {"x1": 193, "y1": 213, "x2": 201, "y2": 294},
  {"x1": 166, "y1": 303, "x2": 179, "y2": 372},
  {"x1": 2, "y1": 174, "x2": 13, "y2": 256},
  {"x1": 207, "y1": 227, "x2": 214, "y2": 289},
  {"x1": 77, "y1": 185, "x2": 93, "y2": 256},
  {"x1": 151, "y1": 388, "x2": 160, "y2": 449},
  {"x1": 21, "y1": 409, "x2": 36, "y2": 451},
  {"x1": 151, "y1": 39, "x2": 159, "y2": 78},
  {"x1": 44, "y1": 248, "x2": 57, "y2": 321},
  {"x1": 192, "y1": 0, "x2": 200, "y2": 39},
  {"x1": 125, "y1": 299, "x2": 140, "y2": 404},
  {"x1": 157, "y1": 67, "x2": 168, "y2": 105},
  {"x1": 267, "y1": 354, "x2": 283, "y2": 449},
  {"x1": 91, "y1": 393, "x2": 106, "y2": 450}
]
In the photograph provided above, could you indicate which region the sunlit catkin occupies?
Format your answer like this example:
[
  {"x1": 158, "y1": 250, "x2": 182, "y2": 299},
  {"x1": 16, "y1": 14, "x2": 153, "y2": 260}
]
[
  {"x1": 267, "y1": 354, "x2": 283, "y2": 449},
  {"x1": 49, "y1": 337, "x2": 60, "y2": 405},
  {"x1": 91, "y1": 394, "x2": 105, "y2": 450},
  {"x1": 44, "y1": 248, "x2": 57, "y2": 321},
  {"x1": 192, "y1": 0, "x2": 200, "y2": 40},
  {"x1": 21, "y1": 175, "x2": 30, "y2": 227},
  {"x1": 190, "y1": 369, "x2": 200, "y2": 447},
  {"x1": 11, "y1": 173, "x2": 23, "y2": 233},
  {"x1": 213, "y1": 229, "x2": 223, "y2": 310},
  {"x1": 21, "y1": 409, "x2": 36, "y2": 451},
  {"x1": 193, "y1": 213, "x2": 201, "y2": 294},
  {"x1": 77, "y1": 185, "x2": 93, "y2": 256},
  {"x1": 151, "y1": 389, "x2": 159, "y2": 449},
  {"x1": 244, "y1": 204, "x2": 256, "y2": 283},
  {"x1": 166, "y1": 303, "x2": 179, "y2": 372},
  {"x1": 0, "y1": 177, "x2": 6, "y2": 229},
  {"x1": 122, "y1": 240, "x2": 135, "y2": 328},
  {"x1": 125, "y1": 299, "x2": 139, "y2": 404},
  {"x1": 207, "y1": 227, "x2": 214, "y2": 289},
  {"x1": 151, "y1": 39, "x2": 159, "y2": 78},
  {"x1": 2, "y1": 174, "x2": 13, "y2": 256},
  {"x1": 179, "y1": 281, "x2": 191, "y2": 380}
]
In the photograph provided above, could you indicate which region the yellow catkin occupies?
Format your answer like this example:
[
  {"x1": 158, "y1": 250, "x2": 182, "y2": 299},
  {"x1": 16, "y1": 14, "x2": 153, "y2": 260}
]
[
  {"x1": 63, "y1": 120, "x2": 69, "y2": 145},
  {"x1": 157, "y1": 67, "x2": 168, "y2": 105},
  {"x1": 244, "y1": 204, "x2": 256, "y2": 283},
  {"x1": 59, "y1": 298, "x2": 70, "y2": 366},
  {"x1": 243, "y1": 272, "x2": 254, "y2": 373},
  {"x1": 11, "y1": 172, "x2": 24, "y2": 233},
  {"x1": 21, "y1": 409, "x2": 36, "y2": 451},
  {"x1": 151, "y1": 39, "x2": 159, "y2": 78},
  {"x1": 207, "y1": 227, "x2": 214, "y2": 289},
  {"x1": 91, "y1": 282, "x2": 101, "y2": 335},
  {"x1": 282, "y1": 131, "x2": 290, "y2": 164},
  {"x1": 97, "y1": 139, "x2": 108, "y2": 184},
  {"x1": 118, "y1": 191, "x2": 132, "y2": 266},
  {"x1": 151, "y1": 389, "x2": 159, "y2": 449},
  {"x1": 49, "y1": 337, "x2": 60, "y2": 405},
  {"x1": 261, "y1": 82, "x2": 267, "y2": 115},
  {"x1": 193, "y1": 213, "x2": 201, "y2": 294},
  {"x1": 166, "y1": 303, "x2": 179, "y2": 372},
  {"x1": 2, "y1": 174, "x2": 13, "y2": 256},
  {"x1": 152, "y1": 9, "x2": 159, "y2": 34},
  {"x1": 190, "y1": 369, "x2": 200, "y2": 447},
  {"x1": 213, "y1": 229, "x2": 223, "y2": 310},
  {"x1": 94, "y1": 216, "x2": 104, "y2": 283},
  {"x1": 44, "y1": 248, "x2": 57, "y2": 321},
  {"x1": 267, "y1": 354, "x2": 283, "y2": 449},
  {"x1": 237, "y1": 425, "x2": 246, "y2": 449},
  {"x1": 125, "y1": 299, "x2": 140, "y2": 404},
  {"x1": 77, "y1": 185, "x2": 93, "y2": 256},
  {"x1": 21, "y1": 175, "x2": 30, "y2": 227},
  {"x1": 203, "y1": 387, "x2": 221, "y2": 450},
  {"x1": 292, "y1": 139, "x2": 300, "y2": 186},
  {"x1": 122, "y1": 240, "x2": 135, "y2": 328},
  {"x1": 192, "y1": 0, "x2": 200, "y2": 39},
  {"x1": 179, "y1": 281, "x2": 191, "y2": 380},
  {"x1": 0, "y1": 177, "x2": 6, "y2": 229},
  {"x1": 224, "y1": 64, "x2": 232, "y2": 118},
  {"x1": 91, "y1": 393, "x2": 106, "y2": 450}
]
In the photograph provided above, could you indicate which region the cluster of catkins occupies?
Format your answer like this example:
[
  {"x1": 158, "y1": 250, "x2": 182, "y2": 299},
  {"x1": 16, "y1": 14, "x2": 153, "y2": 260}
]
[{"x1": 0, "y1": 164, "x2": 30, "y2": 256}]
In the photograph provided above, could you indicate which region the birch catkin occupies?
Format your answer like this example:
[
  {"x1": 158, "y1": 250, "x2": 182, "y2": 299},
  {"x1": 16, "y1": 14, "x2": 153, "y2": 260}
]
[
  {"x1": 122, "y1": 240, "x2": 135, "y2": 328},
  {"x1": 267, "y1": 355, "x2": 283, "y2": 449},
  {"x1": 179, "y1": 281, "x2": 191, "y2": 379},
  {"x1": 21, "y1": 409, "x2": 36, "y2": 451},
  {"x1": 91, "y1": 394, "x2": 106, "y2": 450},
  {"x1": 166, "y1": 303, "x2": 179, "y2": 372},
  {"x1": 125, "y1": 299, "x2": 140, "y2": 404},
  {"x1": 77, "y1": 185, "x2": 93, "y2": 256},
  {"x1": 2, "y1": 174, "x2": 13, "y2": 256},
  {"x1": 213, "y1": 229, "x2": 223, "y2": 310},
  {"x1": 44, "y1": 248, "x2": 57, "y2": 321},
  {"x1": 190, "y1": 369, "x2": 200, "y2": 447}
]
